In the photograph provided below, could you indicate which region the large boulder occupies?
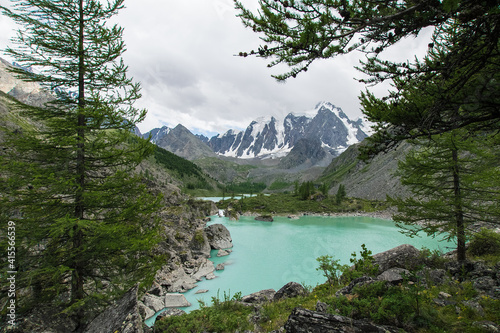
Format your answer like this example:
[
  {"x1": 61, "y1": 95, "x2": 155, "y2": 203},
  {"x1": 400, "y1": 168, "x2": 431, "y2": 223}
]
[
  {"x1": 273, "y1": 282, "x2": 307, "y2": 301},
  {"x1": 205, "y1": 223, "x2": 233, "y2": 249},
  {"x1": 142, "y1": 294, "x2": 166, "y2": 313},
  {"x1": 241, "y1": 289, "x2": 276, "y2": 304},
  {"x1": 84, "y1": 284, "x2": 146, "y2": 333},
  {"x1": 164, "y1": 294, "x2": 191, "y2": 308},
  {"x1": 372, "y1": 244, "x2": 421, "y2": 273},
  {"x1": 284, "y1": 307, "x2": 401, "y2": 333},
  {"x1": 189, "y1": 229, "x2": 211, "y2": 259}
]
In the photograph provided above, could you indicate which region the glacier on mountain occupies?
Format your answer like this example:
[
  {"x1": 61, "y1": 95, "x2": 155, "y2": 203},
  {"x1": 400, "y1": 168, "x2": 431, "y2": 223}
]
[{"x1": 207, "y1": 102, "x2": 371, "y2": 159}]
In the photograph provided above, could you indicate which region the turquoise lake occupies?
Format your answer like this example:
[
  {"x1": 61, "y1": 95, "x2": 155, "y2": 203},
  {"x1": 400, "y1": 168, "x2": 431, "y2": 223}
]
[{"x1": 146, "y1": 214, "x2": 454, "y2": 325}]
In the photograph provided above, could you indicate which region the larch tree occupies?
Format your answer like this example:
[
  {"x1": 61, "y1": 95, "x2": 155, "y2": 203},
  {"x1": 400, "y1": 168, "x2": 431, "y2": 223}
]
[
  {"x1": 390, "y1": 131, "x2": 500, "y2": 263},
  {"x1": 0, "y1": 0, "x2": 164, "y2": 327},
  {"x1": 234, "y1": 0, "x2": 500, "y2": 150}
]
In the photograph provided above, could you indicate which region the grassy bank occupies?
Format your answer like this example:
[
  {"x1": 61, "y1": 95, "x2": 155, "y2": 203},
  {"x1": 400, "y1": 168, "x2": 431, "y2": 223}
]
[{"x1": 216, "y1": 192, "x2": 390, "y2": 215}]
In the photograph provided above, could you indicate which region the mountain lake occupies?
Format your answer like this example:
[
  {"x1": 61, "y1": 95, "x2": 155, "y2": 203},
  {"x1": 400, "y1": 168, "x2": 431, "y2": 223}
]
[{"x1": 146, "y1": 214, "x2": 454, "y2": 326}]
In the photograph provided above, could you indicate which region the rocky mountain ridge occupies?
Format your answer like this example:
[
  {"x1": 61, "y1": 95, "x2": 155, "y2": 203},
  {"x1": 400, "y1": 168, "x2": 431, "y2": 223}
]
[
  {"x1": 142, "y1": 102, "x2": 372, "y2": 162},
  {"x1": 208, "y1": 102, "x2": 370, "y2": 159}
]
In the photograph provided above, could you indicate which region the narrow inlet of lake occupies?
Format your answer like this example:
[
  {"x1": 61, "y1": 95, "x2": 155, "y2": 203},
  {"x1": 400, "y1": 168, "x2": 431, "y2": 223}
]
[{"x1": 146, "y1": 214, "x2": 454, "y2": 326}]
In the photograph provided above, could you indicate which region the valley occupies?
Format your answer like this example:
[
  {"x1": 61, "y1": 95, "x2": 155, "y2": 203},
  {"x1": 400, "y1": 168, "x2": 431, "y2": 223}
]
[{"x1": 2, "y1": 53, "x2": 499, "y2": 333}]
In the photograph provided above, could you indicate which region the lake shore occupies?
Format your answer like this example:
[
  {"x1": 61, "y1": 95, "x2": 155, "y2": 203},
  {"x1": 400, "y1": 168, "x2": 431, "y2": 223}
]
[{"x1": 241, "y1": 209, "x2": 395, "y2": 221}]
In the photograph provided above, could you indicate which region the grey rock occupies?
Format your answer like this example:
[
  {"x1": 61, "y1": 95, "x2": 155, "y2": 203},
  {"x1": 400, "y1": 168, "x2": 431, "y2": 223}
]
[
  {"x1": 473, "y1": 276, "x2": 496, "y2": 295},
  {"x1": 195, "y1": 289, "x2": 209, "y2": 294},
  {"x1": 142, "y1": 294, "x2": 166, "y2": 313},
  {"x1": 205, "y1": 223, "x2": 233, "y2": 249},
  {"x1": 336, "y1": 276, "x2": 378, "y2": 297},
  {"x1": 472, "y1": 321, "x2": 500, "y2": 332},
  {"x1": 417, "y1": 268, "x2": 448, "y2": 285},
  {"x1": 377, "y1": 268, "x2": 410, "y2": 284},
  {"x1": 278, "y1": 138, "x2": 327, "y2": 169},
  {"x1": 148, "y1": 281, "x2": 163, "y2": 296},
  {"x1": 137, "y1": 301, "x2": 155, "y2": 320},
  {"x1": 241, "y1": 289, "x2": 276, "y2": 304},
  {"x1": 255, "y1": 215, "x2": 274, "y2": 222},
  {"x1": 150, "y1": 124, "x2": 217, "y2": 160},
  {"x1": 372, "y1": 244, "x2": 421, "y2": 273},
  {"x1": 463, "y1": 300, "x2": 486, "y2": 317},
  {"x1": 316, "y1": 301, "x2": 329, "y2": 313},
  {"x1": 84, "y1": 285, "x2": 144, "y2": 333},
  {"x1": 217, "y1": 249, "x2": 230, "y2": 257},
  {"x1": 156, "y1": 308, "x2": 186, "y2": 322},
  {"x1": 191, "y1": 258, "x2": 217, "y2": 281},
  {"x1": 190, "y1": 229, "x2": 211, "y2": 259},
  {"x1": 274, "y1": 282, "x2": 307, "y2": 301},
  {"x1": 216, "y1": 263, "x2": 225, "y2": 271},
  {"x1": 284, "y1": 307, "x2": 401, "y2": 333},
  {"x1": 164, "y1": 293, "x2": 191, "y2": 308}
]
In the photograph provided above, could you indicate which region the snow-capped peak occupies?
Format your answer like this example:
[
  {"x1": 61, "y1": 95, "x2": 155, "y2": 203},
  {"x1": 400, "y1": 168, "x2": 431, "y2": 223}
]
[{"x1": 207, "y1": 102, "x2": 372, "y2": 159}]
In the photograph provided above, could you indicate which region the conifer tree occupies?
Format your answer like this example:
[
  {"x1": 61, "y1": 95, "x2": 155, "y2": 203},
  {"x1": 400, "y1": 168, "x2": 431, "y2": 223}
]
[
  {"x1": 0, "y1": 0, "x2": 163, "y2": 326},
  {"x1": 235, "y1": 0, "x2": 500, "y2": 147},
  {"x1": 390, "y1": 131, "x2": 500, "y2": 262},
  {"x1": 335, "y1": 184, "x2": 346, "y2": 205}
]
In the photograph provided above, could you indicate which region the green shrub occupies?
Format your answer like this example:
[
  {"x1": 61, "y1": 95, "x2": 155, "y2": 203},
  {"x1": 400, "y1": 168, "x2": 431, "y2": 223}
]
[
  {"x1": 468, "y1": 228, "x2": 500, "y2": 256},
  {"x1": 341, "y1": 244, "x2": 379, "y2": 282},
  {"x1": 316, "y1": 255, "x2": 349, "y2": 286}
]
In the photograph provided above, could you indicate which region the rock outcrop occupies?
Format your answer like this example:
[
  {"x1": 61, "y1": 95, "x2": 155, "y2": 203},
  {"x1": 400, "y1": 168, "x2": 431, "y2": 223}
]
[
  {"x1": 284, "y1": 308, "x2": 401, "y2": 333},
  {"x1": 84, "y1": 285, "x2": 147, "y2": 333},
  {"x1": 205, "y1": 223, "x2": 233, "y2": 249},
  {"x1": 154, "y1": 257, "x2": 217, "y2": 293}
]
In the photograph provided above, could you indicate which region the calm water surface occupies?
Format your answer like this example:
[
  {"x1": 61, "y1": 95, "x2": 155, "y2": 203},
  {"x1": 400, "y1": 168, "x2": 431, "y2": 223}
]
[{"x1": 146, "y1": 214, "x2": 453, "y2": 325}]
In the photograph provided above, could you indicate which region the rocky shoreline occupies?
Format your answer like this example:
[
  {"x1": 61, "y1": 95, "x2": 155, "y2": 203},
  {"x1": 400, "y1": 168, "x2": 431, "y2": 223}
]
[{"x1": 80, "y1": 243, "x2": 500, "y2": 333}]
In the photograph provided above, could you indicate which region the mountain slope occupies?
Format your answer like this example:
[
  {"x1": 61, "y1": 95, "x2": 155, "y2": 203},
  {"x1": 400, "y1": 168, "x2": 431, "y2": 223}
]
[
  {"x1": 143, "y1": 124, "x2": 217, "y2": 161},
  {"x1": 0, "y1": 58, "x2": 53, "y2": 107},
  {"x1": 278, "y1": 138, "x2": 328, "y2": 170},
  {"x1": 319, "y1": 141, "x2": 412, "y2": 200},
  {"x1": 207, "y1": 102, "x2": 370, "y2": 159}
]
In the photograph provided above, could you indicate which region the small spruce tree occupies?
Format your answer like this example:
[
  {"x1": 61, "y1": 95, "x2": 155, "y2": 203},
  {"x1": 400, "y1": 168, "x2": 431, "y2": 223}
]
[{"x1": 336, "y1": 184, "x2": 346, "y2": 205}]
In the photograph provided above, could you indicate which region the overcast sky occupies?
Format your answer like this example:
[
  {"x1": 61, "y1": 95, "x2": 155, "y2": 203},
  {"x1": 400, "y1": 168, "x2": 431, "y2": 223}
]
[{"x1": 1, "y1": 0, "x2": 432, "y2": 137}]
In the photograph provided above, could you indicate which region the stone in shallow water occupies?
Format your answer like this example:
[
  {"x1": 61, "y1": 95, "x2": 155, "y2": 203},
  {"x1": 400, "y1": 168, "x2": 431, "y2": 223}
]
[
  {"x1": 195, "y1": 289, "x2": 209, "y2": 294},
  {"x1": 205, "y1": 223, "x2": 233, "y2": 249},
  {"x1": 217, "y1": 249, "x2": 230, "y2": 257},
  {"x1": 164, "y1": 293, "x2": 191, "y2": 308}
]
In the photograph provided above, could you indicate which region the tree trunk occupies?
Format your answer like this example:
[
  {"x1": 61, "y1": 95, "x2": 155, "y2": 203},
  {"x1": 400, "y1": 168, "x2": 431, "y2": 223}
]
[
  {"x1": 452, "y1": 147, "x2": 466, "y2": 263},
  {"x1": 72, "y1": 0, "x2": 86, "y2": 317}
]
